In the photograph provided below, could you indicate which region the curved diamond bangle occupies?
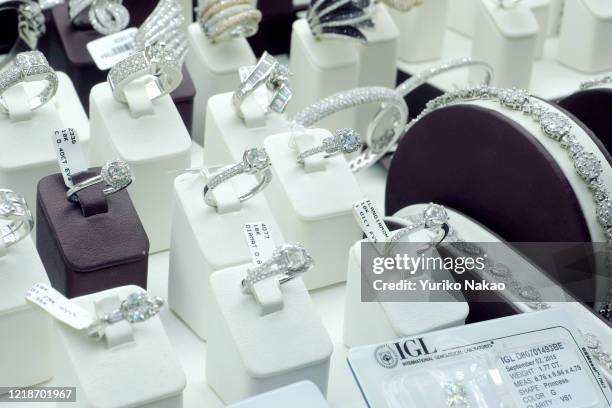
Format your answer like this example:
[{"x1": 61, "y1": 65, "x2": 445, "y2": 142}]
[
  {"x1": 87, "y1": 291, "x2": 164, "y2": 339},
  {"x1": 241, "y1": 242, "x2": 314, "y2": 294},
  {"x1": 66, "y1": 159, "x2": 134, "y2": 202},
  {"x1": 0, "y1": 51, "x2": 58, "y2": 115},
  {"x1": 203, "y1": 148, "x2": 272, "y2": 208},
  {"x1": 107, "y1": 42, "x2": 183, "y2": 104},
  {"x1": 292, "y1": 86, "x2": 409, "y2": 172},
  {"x1": 68, "y1": 0, "x2": 129, "y2": 35},
  {"x1": 307, "y1": 0, "x2": 375, "y2": 42},
  {"x1": 232, "y1": 52, "x2": 292, "y2": 120},
  {"x1": 295, "y1": 128, "x2": 362, "y2": 165},
  {"x1": 0, "y1": 189, "x2": 34, "y2": 248},
  {"x1": 0, "y1": 0, "x2": 45, "y2": 70}
]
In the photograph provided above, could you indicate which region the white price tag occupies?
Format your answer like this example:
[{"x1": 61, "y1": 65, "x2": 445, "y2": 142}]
[
  {"x1": 353, "y1": 199, "x2": 390, "y2": 243},
  {"x1": 86, "y1": 28, "x2": 137, "y2": 71},
  {"x1": 52, "y1": 128, "x2": 89, "y2": 188},
  {"x1": 243, "y1": 222, "x2": 276, "y2": 266},
  {"x1": 498, "y1": 341, "x2": 599, "y2": 408},
  {"x1": 26, "y1": 283, "x2": 95, "y2": 330}
]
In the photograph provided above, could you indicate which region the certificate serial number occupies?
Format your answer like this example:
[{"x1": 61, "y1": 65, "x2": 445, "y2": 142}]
[{"x1": 0, "y1": 387, "x2": 76, "y2": 402}]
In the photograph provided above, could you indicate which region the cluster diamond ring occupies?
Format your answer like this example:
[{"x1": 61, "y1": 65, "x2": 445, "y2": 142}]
[
  {"x1": 232, "y1": 52, "x2": 293, "y2": 120},
  {"x1": 87, "y1": 291, "x2": 164, "y2": 339},
  {"x1": 107, "y1": 42, "x2": 183, "y2": 104},
  {"x1": 203, "y1": 148, "x2": 272, "y2": 208},
  {"x1": 241, "y1": 242, "x2": 314, "y2": 294},
  {"x1": 307, "y1": 0, "x2": 375, "y2": 42},
  {"x1": 0, "y1": 51, "x2": 58, "y2": 115},
  {"x1": 296, "y1": 128, "x2": 362, "y2": 165},
  {"x1": 133, "y1": 0, "x2": 188, "y2": 64},
  {"x1": 66, "y1": 159, "x2": 134, "y2": 202},
  {"x1": 292, "y1": 86, "x2": 408, "y2": 172},
  {"x1": 0, "y1": 0, "x2": 45, "y2": 70},
  {"x1": 68, "y1": 0, "x2": 129, "y2": 35},
  {"x1": 197, "y1": 0, "x2": 262, "y2": 42},
  {"x1": 0, "y1": 189, "x2": 34, "y2": 248}
]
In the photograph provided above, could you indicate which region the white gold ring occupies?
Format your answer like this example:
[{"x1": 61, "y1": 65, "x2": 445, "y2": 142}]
[
  {"x1": 241, "y1": 242, "x2": 314, "y2": 294},
  {"x1": 202, "y1": 148, "x2": 272, "y2": 208},
  {"x1": 107, "y1": 42, "x2": 183, "y2": 104},
  {"x1": 307, "y1": 0, "x2": 375, "y2": 43},
  {"x1": 0, "y1": 51, "x2": 58, "y2": 115},
  {"x1": 197, "y1": 0, "x2": 262, "y2": 42},
  {"x1": 0, "y1": 0, "x2": 45, "y2": 70},
  {"x1": 68, "y1": 0, "x2": 129, "y2": 35},
  {"x1": 295, "y1": 128, "x2": 362, "y2": 165},
  {"x1": 66, "y1": 159, "x2": 134, "y2": 203},
  {"x1": 0, "y1": 189, "x2": 34, "y2": 248}
]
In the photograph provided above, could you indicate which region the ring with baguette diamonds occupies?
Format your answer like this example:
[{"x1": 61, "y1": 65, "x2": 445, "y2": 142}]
[
  {"x1": 0, "y1": 51, "x2": 58, "y2": 115},
  {"x1": 296, "y1": 128, "x2": 362, "y2": 165},
  {"x1": 197, "y1": 0, "x2": 262, "y2": 42},
  {"x1": 203, "y1": 148, "x2": 272, "y2": 208},
  {"x1": 292, "y1": 86, "x2": 408, "y2": 172},
  {"x1": 0, "y1": 0, "x2": 45, "y2": 70},
  {"x1": 107, "y1": 42, "x2": 183, "y2": 104},
  {"x1": 68, "y1": 0, "x2": 129, "y2": 35},
  {"x1": 232, "y1": 52, "x2": 293, "y2": 120},
  {"x1": 66, "y1": 159, "x2": 134, "y2": 202},
  {"x1": 87, "y1": 291, "x2": 164, "y2": 339},
  {"x1": 241, "y1": 242, "x2": 313, "y2": 294},
  {"x1": 0, "y1": 189, "x2": 34, "y2": 248}
]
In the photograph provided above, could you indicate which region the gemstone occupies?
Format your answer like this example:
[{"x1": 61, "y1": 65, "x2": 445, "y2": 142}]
[
  {"x1": 589, "y1": 179, "x2": 610, "y2": 203},
  {"x1": 101, "y1": 160, "x2": 133, "y2": 189},
  {"x1": 423, "y1": 203, "x2": 449, "y2": 229},
  {"x1": 243, "y1": 148, "x2": 270, "y2": 171},
  {"x1": 539, "y1": 111, "x2": 572, "y2": 141},
  {"x1": 596, "y1": 201, "x2": 612, "y2": 227},
  {"x1": 498, "y1": 88, "x2": 530, "y2": 110},
  {"x1": 574, "y1": 152, "x2": 603, "y2": 181},
  {"x1": 278, "y1": 243, "x2": 313, "y2": 272},
  {"x1": 120, "y1": 292, "x2": 164, "y2": 323},
  {"x1": 335, "y1": 128, "x2": 362, "y2": 154}
]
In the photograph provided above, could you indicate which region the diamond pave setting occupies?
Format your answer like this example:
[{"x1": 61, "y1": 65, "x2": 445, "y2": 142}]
[{"x1": 101, "y1": 159, "x2": 133, "y2": 190}]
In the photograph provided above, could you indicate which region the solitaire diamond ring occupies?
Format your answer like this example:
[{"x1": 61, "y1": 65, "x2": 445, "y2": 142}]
[
  {"x1": 307, "y1": 0, "x2": 375, "y2": 42},
  {"x1": 0, "y1": 51, "x2": 58, "y2": 115},
  {"x1": 296, "y1": 128, "x2": 362, "y2": 165},
  {"x1": 107, "y1": 42, "x2": 183, "y2": 104},
  {"x1": 68, "y1": 0, "x2": 129, "y2": 35},
  {"x1": 232, "y1": 52, "x2": 293, "y2": 120},
  {"x1": 0, "y1": 189, "x2": 34, "y2": 248},
  {"x1": 386, "y1": 203, "x2": 451, "y2": 250},
  {"x1": 292, "y1": 86, "x2": 408, "y2": 172},
  {"x1": 133, "y1": 0, "x2": 188, "y2": 64},
  {"x1": 203, "y1": 148, "x2": 272, "y2": 208},
  {"x1": 87, "y1": 291, "x2": 165, "y2": 339},
  {"x1": 197, "y1": 0, "x2": 262, "y2": 42},
  {"x1": 241, "y1": 242, "x2": 314, "y2": 294},
  {"x1": 0, "y1": 0, "x2": 45, "y2": 70},
  {"x1": 66, "y1": 159, "x2": 134, "y2": 202}
]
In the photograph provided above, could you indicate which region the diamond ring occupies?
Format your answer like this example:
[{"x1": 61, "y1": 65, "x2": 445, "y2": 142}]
[
  {"x1": 66, "y1": 159, "x2": 134, "y2": 203},
  {"x1": 0, "y1": 51, "x2": 59, "y2": 115},
  {"x1": 133, "y1": 0, "x2": 188, "y2": 64},
  {"x1": 68, "y1": 0, "x2": 129, "y2": 35},
  {"x1": 379, "y1": 0, "x2": 423, "y2": 11},
  {"x1": 307, "y1": 0, "x2": 375, "y2": 42},
  {"x1": 197, "y1": 0, "x2": 262, "y2": 42},
  {"x1": 107, "y1": 42, "x2": 183, "y2": 104},
  {"x1": 387, "y1": 203, "x2": 451, "y2": 249},
  {"x1": 292, "y1": 86, "x2": 408, "y2": 172},
  {"x1": 0, "y1": 189, "x2": 34, "y2": 248},
  {"x1": 295, "y1": 128, "x2": 362, "y2": 165},
  {"x1": 0, "y1": 0, "x2": 45, "y2": 70},
  {"x1": 87, "y1": 291, "x2": 165, "y2": 339},
  {"x1": 241, "y1": 242, "x2": 314, "y2": 294},
  {"x1": 203, "y1": 148, "x2": 273, "y2": 208},
  {"x1": 232, "y1": 52, "x2": 293, "y2": 120}
]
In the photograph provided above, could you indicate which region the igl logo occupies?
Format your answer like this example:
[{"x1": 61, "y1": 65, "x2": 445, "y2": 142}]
[{"x1": 374, "y1": 337, "x2": 437, "y2": 369}]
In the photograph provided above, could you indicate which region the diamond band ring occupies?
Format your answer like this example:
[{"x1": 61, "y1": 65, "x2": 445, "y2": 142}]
[
  {"x1": 0, "y1": 0, "x2": 45, "y2": 70},
  {"x1": 241, "y1": 243, "x2": 314, "y2": 294},
  {"x1": 295, "y1": 128, "x2": 362, "y2": 165},
  {"x1": 203, "y1": 148, "x2": 272, "y2": 208},
  {"x1": 68, "y1": 0, "x2": 129, "y2": 35},
  {"x1": 307, "y1": 0, "x2": 375, "y2": 42},
  {"x1": 108, "y1": 42, "x2": 183, "y2": 104},
  {"x1": 0, "y1": 51, "x2": 58, "y2": 115},
  {"x1": 232, "y1": 52, "x2": 293, "y2": 120},
  {"x1": 87, "y1": 291, "x2": 164, "y2": 339},
  {"x1": 133, "y1": 0, "x2": 188, "y2": 64},
  {"x1": 292, "y1": 86, "x2": 409, "y2": 172},
  {"x1": 66, "y1": 159, "x2": 134, "y2": 203},
  {"x1": 197, "y1": 0, "x2": 262, "y2": 42},
  {"x1": 0, "y1": 189, "x2": 34, "y2": 248}
]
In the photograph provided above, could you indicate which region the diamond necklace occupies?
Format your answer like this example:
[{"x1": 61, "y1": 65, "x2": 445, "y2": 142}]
[{"x1": 403, "y1": 85, "x2": 612, "y2": 322}]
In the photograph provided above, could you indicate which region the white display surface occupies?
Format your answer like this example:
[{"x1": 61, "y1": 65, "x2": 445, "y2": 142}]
[{"x1": 227, "y1": 381, "x2": 328, "y2": 407}]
